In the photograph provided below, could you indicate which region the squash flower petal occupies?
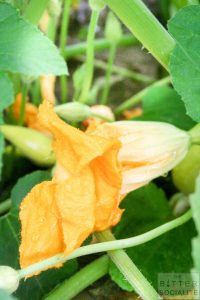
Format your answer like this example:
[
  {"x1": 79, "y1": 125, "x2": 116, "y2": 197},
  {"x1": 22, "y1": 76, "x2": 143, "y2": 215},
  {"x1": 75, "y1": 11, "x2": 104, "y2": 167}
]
[
  {"x1": 20, "y1": 100, "x2": 122, "y2": 269},
  {"x1": 93, "y1": 121, "x2": 191, "y2": 195}
]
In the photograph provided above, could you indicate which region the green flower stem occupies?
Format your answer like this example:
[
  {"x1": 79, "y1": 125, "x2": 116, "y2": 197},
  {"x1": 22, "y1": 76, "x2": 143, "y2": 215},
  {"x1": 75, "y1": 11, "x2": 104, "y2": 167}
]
[
  {"x1": 101, "y1": 43, "x2": 117, "y2": 104},
  {"x1": 87, "y1": 57, "x2": 154, "y2": 83},
  {"x1": 44, "y1": 255, "x2": 109, "y2": 300},
  {"x1": 115, "y1": 76, "x2": 171, "y2": 114},
  {"x1": 65, "y1": 34, "x2": 137, "y2": 58},
  {"x1": 0, "y1": 199, "x2": 11, "y2": 215},
  {"x1": 96, "y1": 230, "x2": 160, "y2": 300},
  {"x1": 18, "y1": 209, "x2": 191, "y2": 279},
  {"x1": 78, "y1": 10, "x2": 100, "y2": 103},
  {"x1": 18, "y1": 83, "x2": 29, "y2": 126},
  {"x1": 60, "y1": 0, "x2": 71, "y2": 103},
  {"x1": 24, "y1": 0, "x2": 51, "y2": 25},
  {"x1": 103, "y1": 0, "x2": 175, "y2": 69}
]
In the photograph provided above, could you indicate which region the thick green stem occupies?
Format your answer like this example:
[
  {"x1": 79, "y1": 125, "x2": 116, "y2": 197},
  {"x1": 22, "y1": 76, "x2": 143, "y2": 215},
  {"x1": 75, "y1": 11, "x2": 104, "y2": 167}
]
[
  {"x1": 115, "y1": 76, "x2": 171, "y2": 114},
  {"x1": 44, "y1": 255, "x2": 109, "y2": 300},
  {"x1": 24, "y1": 0, "x2": 51, "y2": 25},
  {"x1": 60, "y1": 0, "x2": 71, "y2": 103},
  {"x1": 96, "y1": 230, "x2": 160, "y2": 300},
  {"x1": 0, "y1": 199, "x2": 11, "y2": 215},
  {"x1": 18, "y1": 83, "x2": 29, "y2": 126},
  {"x1": 78, "y1": 10, "x2": 99, "y2": 103},
  {"x1": 64, "y1": 34, "x2": 137, "y2": 58},
  {"x1": 101, "y1": 43, "x2": 117, "y2": 104},
  {"x1": 104, "y1": 0, "x2": 175, "y2": 69},
  {"x1": 189, "y1": 124, "x2": 200, "y2": 145},
  {"x1": 18, "y1": 209, "x2": 191, "y2": 278}
]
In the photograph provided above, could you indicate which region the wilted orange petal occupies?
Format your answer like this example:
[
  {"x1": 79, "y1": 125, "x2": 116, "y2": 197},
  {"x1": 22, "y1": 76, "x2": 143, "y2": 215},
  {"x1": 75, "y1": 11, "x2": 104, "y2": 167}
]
[{"x1": 20, "y1": 182, "x2": 65, "y2": 269}]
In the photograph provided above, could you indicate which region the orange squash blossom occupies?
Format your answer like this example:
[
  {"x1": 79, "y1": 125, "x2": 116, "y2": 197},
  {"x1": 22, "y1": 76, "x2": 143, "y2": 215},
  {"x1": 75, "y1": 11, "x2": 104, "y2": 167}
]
[{"x1": 19, "y1": 100, "x2": 190, "y2": 273}]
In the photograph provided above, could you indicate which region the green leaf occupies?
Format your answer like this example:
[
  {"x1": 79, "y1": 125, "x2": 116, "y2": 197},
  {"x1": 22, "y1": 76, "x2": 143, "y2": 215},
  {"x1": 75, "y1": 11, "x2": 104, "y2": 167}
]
[
  {"x1": 190, "y1": 174, "x2": 200, "y2": 272},
  {"x1": 136, "y1": 86, "x2": 196, "y2": 130},
  {"x1": 0, "y1": 71, "x2": 14, "y2": 111},
  {"x1": 0, "y1": 3, "x2": 67, "y2": 76},
  {"x1": 168, "y1": 5, "x2": 200, "y2": 122},
  {"x1": 110, "y1": 183, "x2": 196, "y2": 291},
  {"x1": 0, "y1": 171, "x2": 78, "y2": 300}
]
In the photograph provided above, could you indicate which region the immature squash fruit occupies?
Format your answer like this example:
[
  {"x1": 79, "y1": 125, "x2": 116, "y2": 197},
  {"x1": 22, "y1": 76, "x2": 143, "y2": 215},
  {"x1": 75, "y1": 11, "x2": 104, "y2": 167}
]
[{"x1": 172, "y1": 145, "x2": 200, "y2": 195}]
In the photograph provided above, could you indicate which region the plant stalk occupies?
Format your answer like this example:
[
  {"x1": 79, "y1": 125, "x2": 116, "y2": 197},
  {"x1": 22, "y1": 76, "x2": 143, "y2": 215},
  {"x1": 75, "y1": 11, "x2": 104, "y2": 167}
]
[
  {"x1": 78, "y1": 10, "x2": 99, "y2": 103},
  {"x1": 96, "y1": 230, "x2": 161, "y2": 300},
  {"x1": 103, "y1": 0, "x2": 175, "y2": 69},
  {"x1": 44, "y1": 255, "x2": 109, "y2": 300},
  {"x1": 64, "y1": 34, "x2": 137, "y2": 58},
  {"x1": 0, "y1": 199, "x2": 12, "y2": 215},
  {"x1": 101, "y1": 43, "x2": 117, "y2": 104},
  {"x1": 18, "y1": 83, "x2": 29, "y2": 126},
  {"x1": 60, "y1": 0, "x2": 71, "y2": 103}
]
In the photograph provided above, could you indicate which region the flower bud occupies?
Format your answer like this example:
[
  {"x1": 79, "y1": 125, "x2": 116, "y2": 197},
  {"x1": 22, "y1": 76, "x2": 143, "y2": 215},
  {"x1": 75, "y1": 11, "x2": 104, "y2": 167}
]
[
  {"x1": 0, "y1": 125, "x2": 55, "y2": 166},
  {"x1": 0, "y1": 266, "x2": 20, "y2": 294},
  {"x1": 83, "y1": 105, "x2": 115, "y2": 127},
  {"x1": 105, "y1": 12, "x2": 123, "y2": 44},
  {"x1": 89, "y1": 0, "x2": 105, "y2": 12},
  {"x1": 172, "y1": 145, "x2": 200, "y2": 195},
  {"x1": 55, "y1": 102, "x2": 92, "y2": 122}
]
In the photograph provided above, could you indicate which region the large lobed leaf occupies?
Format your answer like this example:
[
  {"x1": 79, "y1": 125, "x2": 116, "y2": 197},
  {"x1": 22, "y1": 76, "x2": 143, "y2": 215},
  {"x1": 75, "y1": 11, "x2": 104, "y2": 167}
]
[
  {"x1": 168, "y1": 5, "x2": 200, "y2": 122},
  {"x1": 110, "y1": 183, "x2": 196, "y2": 291},
  {"x1": 0, "y1": 3, "x2": 68, "y2": 76},
  {"x1": 0, "y1": 171, "x2": 78, "y2": 300},
  {"x1": 136, "y1": 86, "x2": 196, "y2": 130}
]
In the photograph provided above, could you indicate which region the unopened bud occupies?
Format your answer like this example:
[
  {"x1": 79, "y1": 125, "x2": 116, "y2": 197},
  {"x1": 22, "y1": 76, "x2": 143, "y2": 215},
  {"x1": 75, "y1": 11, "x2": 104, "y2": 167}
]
[
  {"x1": 0, "y1": 266, "x2": 20, "y2": 294},
  {"x1": 89, "y1": 0, "x2": 105, "y2": 12},
  {"x1": 55, "y1": 102, "x2": 92, "y2": 122},
  {"x1": 0, "y1": 125, "x2": 55, "y2": 166},
  {"x1": 105, "y1": 12, "x2": 122, "y2": 44}
]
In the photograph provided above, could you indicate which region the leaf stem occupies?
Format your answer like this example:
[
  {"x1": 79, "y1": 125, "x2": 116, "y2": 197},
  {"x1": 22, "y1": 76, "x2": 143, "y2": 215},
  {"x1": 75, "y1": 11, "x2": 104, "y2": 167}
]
[
  {"x1": 24, "y1": 0, "x2": 51, "y2": 25},
  {"x1": 103, "y1": 0, "x2": 175, "y2": 69},
  {"x1": 60, "y1": 0, "x2": 71, "y2": 103},
  {"x1": 101, "y1": 43, "x2": 117, "y2": 104},
  {"x1": 65, "y1": 34, "x2": 137, "y2": 58},
  {"x1": 88, "y1": 57, "x2": 154, "y2": 83},
  {"x1": 96, "y1": 230, "x2": 160, "y2": 300},
  {"x1": 115, "y1": 76, "x2": 171, "y2": 114},
  {"x1": 44, "y1": 255, "x2": 109, "y2": 300},
  {"x1": 18, "y1": 209, "x2": 191, "y2": 279},
  {"x1": 0, "y1": 199, "x2": 11, "y2": 215},
  {"x1": 78, "y1": 10, "x2": 99, "y2": 103},
  {"x1": 18, "y1": 83, "x2": 29, "y2": 126}
]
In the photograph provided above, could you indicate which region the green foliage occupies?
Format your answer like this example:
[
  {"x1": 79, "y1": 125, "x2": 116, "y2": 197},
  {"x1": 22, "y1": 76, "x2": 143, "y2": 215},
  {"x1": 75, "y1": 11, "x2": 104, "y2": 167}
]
[
  {"x1": 110, "y1": 183, "x2": 196, "y2": 291},
  {"x1": 190, "y1": 174, "x2": 200, "y2": 272},
  {"x1": 0, "y1": 171, "x2": 78, "y2": 300},
  {"x1": 136, "y1": 86, "x2": 196, "y2": 130},
  {"x1": 0, "y1": 72, "x2": 14, "y2": 111},
  {"x1": 0, "y1": 71, "x2": 14, "y2": 178},
  {"x1": 0, "y1": 3, "x2": 67, "y2": 76},
  {"x1": 168, "y1": 5, "x2": 200, "y2": 122}
]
